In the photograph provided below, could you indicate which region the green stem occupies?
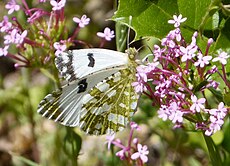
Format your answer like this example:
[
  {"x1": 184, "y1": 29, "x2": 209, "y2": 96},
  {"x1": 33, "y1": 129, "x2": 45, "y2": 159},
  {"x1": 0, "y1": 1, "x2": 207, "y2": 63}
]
[{"x1": 202, "y1": 133, "x2": 222, "y2": 166}]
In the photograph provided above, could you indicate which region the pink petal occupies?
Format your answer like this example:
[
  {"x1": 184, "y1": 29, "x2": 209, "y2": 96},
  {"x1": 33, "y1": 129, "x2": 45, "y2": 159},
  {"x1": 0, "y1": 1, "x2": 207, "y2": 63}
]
[{"x1": 131, "y1": 152, "x2": 140, "y2": 160}]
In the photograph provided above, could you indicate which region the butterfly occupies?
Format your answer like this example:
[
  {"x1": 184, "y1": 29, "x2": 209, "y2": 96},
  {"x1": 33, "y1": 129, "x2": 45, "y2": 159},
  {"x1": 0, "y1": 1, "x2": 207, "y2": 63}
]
[{"x1": 37, "y1": 48, "x2": 139, "y2": 135}]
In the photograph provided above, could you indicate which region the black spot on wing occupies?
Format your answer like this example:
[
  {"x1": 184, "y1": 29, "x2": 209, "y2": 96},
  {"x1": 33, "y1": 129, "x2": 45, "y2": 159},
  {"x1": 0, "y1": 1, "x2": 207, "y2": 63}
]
[
  {"x1": 77, "y1": 78, "x2": 88, "y2": 93},
  {"x1": 87, "y1": 53, "x2": 95, "y2": 67}
]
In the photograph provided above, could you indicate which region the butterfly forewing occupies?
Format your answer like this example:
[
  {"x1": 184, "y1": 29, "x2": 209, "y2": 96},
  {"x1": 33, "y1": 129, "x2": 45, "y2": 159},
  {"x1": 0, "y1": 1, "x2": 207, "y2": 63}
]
[{"x1": 55, "y1": 49, "x2": 129, "y2": 82}]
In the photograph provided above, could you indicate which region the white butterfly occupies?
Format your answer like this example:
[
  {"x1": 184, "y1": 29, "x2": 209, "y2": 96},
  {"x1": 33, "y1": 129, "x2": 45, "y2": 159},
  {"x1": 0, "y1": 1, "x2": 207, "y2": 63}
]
[{"x1": 37, "y1": 48, "x2": 139, "y2": 135}]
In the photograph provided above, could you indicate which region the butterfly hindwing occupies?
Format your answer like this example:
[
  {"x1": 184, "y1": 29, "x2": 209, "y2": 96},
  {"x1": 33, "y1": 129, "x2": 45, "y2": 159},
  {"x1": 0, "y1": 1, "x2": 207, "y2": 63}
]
[
  {"x1": 37, "y1": 70, "x2": 119, "y2": 126},
  {"x1": 78, "y1": 69, "x2": 139, "y2": 135}
]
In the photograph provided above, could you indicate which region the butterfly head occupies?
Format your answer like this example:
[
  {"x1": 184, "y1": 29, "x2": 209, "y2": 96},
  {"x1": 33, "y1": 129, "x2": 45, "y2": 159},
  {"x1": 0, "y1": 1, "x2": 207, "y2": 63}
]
[{"x1": 126, "y1": 47, "x2": 138, "y2": 60}]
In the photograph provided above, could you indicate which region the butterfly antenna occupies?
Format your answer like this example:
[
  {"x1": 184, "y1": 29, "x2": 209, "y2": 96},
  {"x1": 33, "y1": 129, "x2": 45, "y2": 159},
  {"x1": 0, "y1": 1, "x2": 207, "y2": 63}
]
[{"x1": 127, "y1": 16, "x2": 132, "y2": 49}]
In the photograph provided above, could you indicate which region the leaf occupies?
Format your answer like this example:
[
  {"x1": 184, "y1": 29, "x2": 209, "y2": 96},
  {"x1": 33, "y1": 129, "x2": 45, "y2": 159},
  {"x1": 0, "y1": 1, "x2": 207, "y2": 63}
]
[
  {"x1": 215, "y1": 18, "x2": 230, "y2": 50},
  {"x1": 113, "y1": 0, "x2": 230, "y2": 53},
  {"x1": 223, "y1": 91, "x2": 230, "y2": 106},
  {"x1": 222, "y1": 119, "x2": 230, "y2": 153},
  {"x1": 113, "y1": 0, "x2": 178, "y2": 41},
  {"x1": 208, "y1": 87, "x2": 223, "y2": 102},
  {"x1": 64, "y1": 127, "x2": 82, "y2": 158}
]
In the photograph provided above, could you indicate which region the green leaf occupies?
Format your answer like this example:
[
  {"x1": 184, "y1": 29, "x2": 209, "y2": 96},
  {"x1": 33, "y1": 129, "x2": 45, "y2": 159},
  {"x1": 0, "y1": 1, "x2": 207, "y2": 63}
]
[
  {"x1": 222, "y1": 118, "x2": 230, "y2": 153},
  {"x1": 208, "y1": 87, "x2": 223, "y2": 102},
  {"x1": 113, "y1": 0, "x2": 177, "y2": 41},
  {"x1": 203, "y1": 133, "x2": 222, "y2": 166},
  {"x1": 113, "y1": 0, "x2": 230, "y2": 53},
  {"x1": 64, "y1": 127, "x2": 82, "y2": 159},
  {"x1": 215, "y1": 18, "x2": 230, "y2": 50},
  {"x1": 223, "y1": 91, "x2": 230, "y2": 106}
]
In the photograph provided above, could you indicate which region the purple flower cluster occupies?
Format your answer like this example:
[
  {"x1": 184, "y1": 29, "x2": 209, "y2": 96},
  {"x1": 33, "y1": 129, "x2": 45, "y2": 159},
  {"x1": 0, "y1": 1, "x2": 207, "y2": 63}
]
[
  {"x1": 132, "y1": 15, "x2": 229, "y2": 136},
  {"x1": 106, "y1": 122, "x2": 149, "y2": 165},
  {"x1": 0, "y1": 0, "x2": 115, "y2": 67}
]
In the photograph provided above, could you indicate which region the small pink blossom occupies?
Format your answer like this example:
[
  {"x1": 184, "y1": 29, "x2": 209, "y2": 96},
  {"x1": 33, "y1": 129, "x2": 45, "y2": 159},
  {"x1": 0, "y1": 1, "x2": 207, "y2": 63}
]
[
  {"x1": 0, "y1": 16, "x2": 12, "y2": 32},
  {"x1": 5, "y1": 0, "x2": 20, "y2": 15},
  {"x1": 0, "y1": 45, "x2": 9, "y2": 56},
  {"x1": 190, "y1": 95, "x2": 206, "y2": 112},
  {"x1": 97, "y1": 27, "x2": 115, "y2": 41},
  {"x1": 204, "y1": 102, "x2": 227, "y2": 136},
  {"x1": 53, "y1": 41, "x2": 67, "y2": 56},
  {"x1": 158, "y1": 105, "x2": 169, "y2": 121},
  {"x1": 131, "y1": 144, "x2": 149, "y2": 163},
  {"x1": 132, "y1": 80, "x2": 147, "y2": 93},
  {"x1": 16, "y1": 30, "x2": 28, "y2": 44},
  {"x1": 194, "y1": 53, "x2": 212, "y2": 68},
  {"x1": 116, "y1": 150, "x2": 126, "y2": 160},
  {"x1": 39, "y1": 0, "x2": 46, "y2": 2},
  {"x1": 130, "y1": 122, "x2": 140, "y2": 130},
  {"x1": 168, "y1": 14, "x2": 187, "y2": 27},
  {"x1": 73, "y1": 15, "x2": 90, "y2": 28},
  {"x1": 180, "y1": 44, "x2": 197, "y2": 62},
  {"x1": 105, "y1": 133, "x2": 115, "y2": 150},
  {"x1": 4, "y1": 29, "x2": 27, "y2": 45},
  {"x1": 50, "y1": 0, "x2": 66, "y2": 11},
  {"x1": 168, "y1": 102, "x2": 184, "y2": 123},
  {"x1": 208, "y1": 102, "x2": 227, "y2": 119},
  {"x1": 212, "y1": 51, "x2": 230, "y2": 65}
]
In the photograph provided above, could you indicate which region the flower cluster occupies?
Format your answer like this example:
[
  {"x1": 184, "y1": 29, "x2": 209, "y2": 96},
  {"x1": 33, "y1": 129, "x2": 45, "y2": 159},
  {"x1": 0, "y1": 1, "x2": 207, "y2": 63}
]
[
  {"x1": 106, "y1": 122, "x2": 149, "y2": 165},
  {"x1": 0, "y1": 0, "x2": 115, "y2": 68},
  {"x1": 132, "y1": 15, "x2": 229, "y2": 136}
]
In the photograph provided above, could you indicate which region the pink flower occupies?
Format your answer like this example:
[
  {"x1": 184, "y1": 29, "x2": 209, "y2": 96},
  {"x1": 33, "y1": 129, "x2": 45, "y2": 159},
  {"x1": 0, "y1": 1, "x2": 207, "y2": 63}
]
[
  {"x1": 116, "y1": 150, "x2": 126, "y2": 160},
  {"x1": 105, "y1": 133, "x2": 115, "y2": 150},
  {"x1": 168, "y1": 14, "x2": 187, "y2": 27},
  {"x1": 204, "y1": 102, "x2": 227, "y2": 136},
  {"x1": 194, "y1": 53, "x2": 212, "y2": 68},
  {"x1": 131, "y1": 144, "x2": 149, "y2": 163},
  {"x1": 212, "y1": 51, "x2": 230, "y2": 65},
  {"x1": 97, "y1": 27, "x2": 115, "y2": 41},
  {"x1": 73, "y1": 15, "x2": 90, "y2": 28},
  {"x1": 16, "y1": 30, "x2": 28, "y2": 44},
  {"x1": 132, "y1": 80, "x2": 147, "y2": 93},
  {"x1": 53, "y1": 41, "x2": 67, "y2": 56},
  {"x1": 0, "y1": 45, "x2": 9, "y2": 56},
  {"x1": 208, "y1": 102, "x2": 227, "y2": 119},
  {"x1": 4, "y1": 29, "x2": 27, "y2": 45},
  {"x1": 158, "y1": 105, "x2": 169, "y2": 121},
  {"x1": 168, "y1": 102, "x2": 184, "y2": 123},
  {"x1": 130, "y1": 122, "x2": 140, "y2": 130},
  {"x1": 50, "y1": 0, "x2": 66, "y2": 11},
  {"x1": 190, "y1": 95, "x2": 206, "y2": 112},
  {"x1": 5, "y1": 0, "x2": 20, "y2": 15},
  {"x1": 0, "y1": 16, "x2": 12, "y2": 32},
  {"x1": 180, "y1": 44, "x2": 197, "y2": 62}
]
